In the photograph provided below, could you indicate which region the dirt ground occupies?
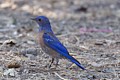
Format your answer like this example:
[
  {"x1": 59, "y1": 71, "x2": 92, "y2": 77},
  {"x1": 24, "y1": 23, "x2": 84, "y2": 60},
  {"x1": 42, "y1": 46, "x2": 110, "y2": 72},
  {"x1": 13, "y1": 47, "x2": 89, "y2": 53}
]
[{"x1": 0, "y1": 0, "x2": 120, "y2": 80}]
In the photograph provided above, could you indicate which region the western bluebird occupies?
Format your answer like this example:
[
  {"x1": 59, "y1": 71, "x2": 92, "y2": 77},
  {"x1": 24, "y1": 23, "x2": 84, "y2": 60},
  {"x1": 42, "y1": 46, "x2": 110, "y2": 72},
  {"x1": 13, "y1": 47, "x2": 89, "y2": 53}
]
[{"x1": 32, "y1": 16, "x2": 86, "y2": 70}]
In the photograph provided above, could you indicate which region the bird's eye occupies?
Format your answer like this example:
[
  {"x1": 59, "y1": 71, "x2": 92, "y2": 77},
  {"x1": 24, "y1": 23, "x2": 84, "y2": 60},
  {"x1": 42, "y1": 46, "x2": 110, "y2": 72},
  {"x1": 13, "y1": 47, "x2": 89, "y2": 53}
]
[{"x1": 38, "y1": 19, "x2": 42, "y2": 22}]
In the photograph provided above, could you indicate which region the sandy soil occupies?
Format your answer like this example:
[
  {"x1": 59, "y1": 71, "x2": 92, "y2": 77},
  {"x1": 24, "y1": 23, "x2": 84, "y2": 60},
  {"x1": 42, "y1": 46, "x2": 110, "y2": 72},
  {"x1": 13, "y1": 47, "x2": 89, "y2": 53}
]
[{"x1": 0, "y1": 0, "x2": 120, "y2": 80}]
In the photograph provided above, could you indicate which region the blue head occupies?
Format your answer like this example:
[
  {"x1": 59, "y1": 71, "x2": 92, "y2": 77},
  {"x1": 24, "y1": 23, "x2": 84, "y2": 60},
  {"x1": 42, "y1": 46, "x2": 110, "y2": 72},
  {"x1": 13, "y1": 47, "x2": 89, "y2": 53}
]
[{"x1": 32, "y1": 16, "x2": 52, "y2": 32}]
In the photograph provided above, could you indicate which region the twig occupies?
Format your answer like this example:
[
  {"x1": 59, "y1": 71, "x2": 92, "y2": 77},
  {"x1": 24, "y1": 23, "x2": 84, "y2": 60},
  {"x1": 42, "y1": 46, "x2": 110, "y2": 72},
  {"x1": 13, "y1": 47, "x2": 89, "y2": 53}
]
[{"x1": 54, "y1": 72, "x2": 68, "y2": 80}]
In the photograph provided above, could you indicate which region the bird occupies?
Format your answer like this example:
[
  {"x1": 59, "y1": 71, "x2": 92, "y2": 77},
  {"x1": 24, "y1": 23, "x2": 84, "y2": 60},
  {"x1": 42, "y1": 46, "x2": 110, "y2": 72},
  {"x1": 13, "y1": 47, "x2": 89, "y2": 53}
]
[{"x1": 31, "y1": 16, "x2": 86, "y2": 70}]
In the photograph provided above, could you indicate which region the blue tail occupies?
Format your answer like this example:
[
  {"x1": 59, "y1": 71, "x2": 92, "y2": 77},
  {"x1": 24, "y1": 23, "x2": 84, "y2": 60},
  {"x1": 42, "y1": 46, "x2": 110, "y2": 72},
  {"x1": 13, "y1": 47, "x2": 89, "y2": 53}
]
[{"x1": 67, "y1": 55, "x2": 86, "y2": 70}]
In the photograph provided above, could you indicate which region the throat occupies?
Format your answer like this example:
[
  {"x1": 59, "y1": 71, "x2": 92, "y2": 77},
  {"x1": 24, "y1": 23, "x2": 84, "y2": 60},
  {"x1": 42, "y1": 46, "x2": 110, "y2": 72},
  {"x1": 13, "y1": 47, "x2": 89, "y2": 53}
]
[
  {"x1": 39, "y1": 26, "x2": 53, "y2": 33},
  {"x1": 38, "y1": 23, "x2": 53, "y2": 33}
]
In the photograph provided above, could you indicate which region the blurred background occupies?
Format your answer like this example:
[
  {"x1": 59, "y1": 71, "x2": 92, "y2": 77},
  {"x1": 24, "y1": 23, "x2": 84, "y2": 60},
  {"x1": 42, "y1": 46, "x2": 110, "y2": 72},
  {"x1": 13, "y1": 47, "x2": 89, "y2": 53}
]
[{"x1": 0, "y1": 0, "x2": 120, "y2": 80}]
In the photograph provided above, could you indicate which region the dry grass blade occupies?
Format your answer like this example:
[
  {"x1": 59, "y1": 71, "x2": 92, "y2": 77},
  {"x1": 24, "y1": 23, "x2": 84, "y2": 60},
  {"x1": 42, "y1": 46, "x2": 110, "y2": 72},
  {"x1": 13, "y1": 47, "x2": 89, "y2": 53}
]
[{"x1": 54, "y1": 72, "x2": 68, "y2": 80}]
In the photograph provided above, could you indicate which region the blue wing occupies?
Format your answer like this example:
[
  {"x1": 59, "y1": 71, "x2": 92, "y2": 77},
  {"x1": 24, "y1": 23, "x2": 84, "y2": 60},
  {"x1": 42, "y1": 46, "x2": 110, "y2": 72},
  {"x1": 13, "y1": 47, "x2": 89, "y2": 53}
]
[
  {"x1": 43, "y1": 32, "x2": 69, "y2": 55},
  {"x1": 43, "y1": 32, "x2": 85, "y2": 70}
]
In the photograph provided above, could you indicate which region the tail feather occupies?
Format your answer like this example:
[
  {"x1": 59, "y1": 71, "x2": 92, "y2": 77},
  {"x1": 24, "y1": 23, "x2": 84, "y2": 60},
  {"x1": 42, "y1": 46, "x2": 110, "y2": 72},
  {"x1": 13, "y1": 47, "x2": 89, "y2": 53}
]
[{"x1": 67, "y1": 55, "x2": 86, "y2": 70}]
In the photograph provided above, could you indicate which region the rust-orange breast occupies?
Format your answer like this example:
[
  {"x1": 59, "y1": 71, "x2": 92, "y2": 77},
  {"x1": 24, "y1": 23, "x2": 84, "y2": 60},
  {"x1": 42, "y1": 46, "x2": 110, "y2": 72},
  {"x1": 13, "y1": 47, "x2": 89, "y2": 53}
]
[{"x1": 38, "y1": 31, "x2": 45, "y2": 47}]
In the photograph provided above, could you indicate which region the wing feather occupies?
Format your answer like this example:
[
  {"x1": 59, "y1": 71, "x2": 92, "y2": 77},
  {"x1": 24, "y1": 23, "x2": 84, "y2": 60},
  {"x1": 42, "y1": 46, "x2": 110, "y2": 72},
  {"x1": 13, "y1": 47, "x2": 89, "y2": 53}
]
[
  {"x1": 43, "y1": 32, "x2": 69, "y2": 55},
  {"x1": 43, "y1": 32, "x2": 85, "y2": 70}
]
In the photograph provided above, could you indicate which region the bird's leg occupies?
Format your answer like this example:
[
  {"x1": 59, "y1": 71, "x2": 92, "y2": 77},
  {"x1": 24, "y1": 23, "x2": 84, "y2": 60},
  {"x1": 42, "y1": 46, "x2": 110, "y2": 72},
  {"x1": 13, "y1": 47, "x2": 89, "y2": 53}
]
[{"x1": 49, "y1": 58, "x2": 54, "y2": 68}]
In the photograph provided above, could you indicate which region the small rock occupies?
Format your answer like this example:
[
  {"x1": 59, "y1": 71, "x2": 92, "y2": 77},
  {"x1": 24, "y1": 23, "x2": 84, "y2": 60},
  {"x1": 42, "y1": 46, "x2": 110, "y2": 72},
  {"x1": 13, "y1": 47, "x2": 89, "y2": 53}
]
[
  {"x1": 27, "y1": 40, "x2": 35, "y2": 45},
  {"x1": 90, "y1": 62, "x2": 102, "y2": 67},
  {"x1": 87, "y1": 74, "x2": 97, "y2": 79},
  {"x1": 105, "y1": 40, "x2": 116, "y2": 46},
  {"x1": 4, "y1": 68, "x2": 17, "y2": 77},
  {"x1": 94, "y1": 41, "x2": 105, "y2": 45},
  {"x1": 7, "y1": 61, "x2": 21, "y2": 68},
  {"x1": 13, "y1": 31, "x2": 18, "y2": 35},
  {"x1": 21, "y1": 5, "x2": 30, "y2": 11},
  {"x1": 0, "y1": 2, "x2": 11, "y2": 8},
  {"x1": 4, "y1": 39, "x2": 16, "y2": 46},
  {"x1": 74, "y1": 6, "x2": 88, "y2": 13}
]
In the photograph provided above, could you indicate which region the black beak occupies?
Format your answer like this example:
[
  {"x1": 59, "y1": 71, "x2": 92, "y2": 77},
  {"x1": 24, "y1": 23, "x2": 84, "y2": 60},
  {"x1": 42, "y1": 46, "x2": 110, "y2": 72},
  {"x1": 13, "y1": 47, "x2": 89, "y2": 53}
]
[{"x1": 31, "y1": 18, "x2": 36, "y2": 20}]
